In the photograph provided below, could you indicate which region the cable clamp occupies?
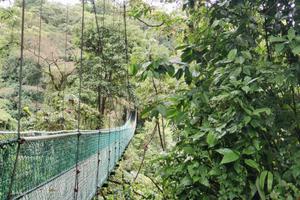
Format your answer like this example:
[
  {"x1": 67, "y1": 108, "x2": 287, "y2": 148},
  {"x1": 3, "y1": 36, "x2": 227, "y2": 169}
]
[{"x1": 18, "y1": 138, "x2": 26, "y2": 144}]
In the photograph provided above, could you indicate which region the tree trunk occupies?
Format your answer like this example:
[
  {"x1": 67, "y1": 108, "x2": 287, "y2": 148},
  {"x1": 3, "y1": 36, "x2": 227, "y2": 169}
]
[
  {"x1": 161, "y1": 116, "x2": 166, "y2": 149},
  {"x1": 100, "y1": 97, "x2": 106, "y2": 115}
]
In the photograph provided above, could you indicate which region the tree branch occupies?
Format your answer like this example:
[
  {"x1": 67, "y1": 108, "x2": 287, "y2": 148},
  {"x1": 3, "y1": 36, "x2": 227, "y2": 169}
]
[
  {"x1": 136, "y1": 17, "x2": 165, "y2": 27},
  {"x1": 144, "y1": 174, "x2": 164, "y2": 194},
  {"x1": 133, "y1": 123, "x2": 158, "y2": 182}
]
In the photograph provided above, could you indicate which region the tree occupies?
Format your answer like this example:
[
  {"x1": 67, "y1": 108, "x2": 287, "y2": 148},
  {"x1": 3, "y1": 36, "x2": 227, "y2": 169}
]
[{"x1": 135, "y1": 0, "x2": 300, "y2": 199}]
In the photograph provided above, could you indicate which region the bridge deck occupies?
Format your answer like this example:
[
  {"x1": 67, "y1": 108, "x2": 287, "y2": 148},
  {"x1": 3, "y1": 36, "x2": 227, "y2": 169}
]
[{"x1": 0, "y1": 113, "x2": 136, "y2": 200}]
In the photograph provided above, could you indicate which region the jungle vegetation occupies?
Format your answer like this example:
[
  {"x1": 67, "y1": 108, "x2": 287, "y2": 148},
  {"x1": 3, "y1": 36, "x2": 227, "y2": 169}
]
[{"x1": 0, "y1": 0, "x2": 299, "y2": 199}]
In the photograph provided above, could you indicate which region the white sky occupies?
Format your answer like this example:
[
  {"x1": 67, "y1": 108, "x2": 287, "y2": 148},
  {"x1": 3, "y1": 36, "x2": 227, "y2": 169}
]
[
  {"x1": 0, "y1": 0, "x2": 179, "y2": 11},
  {"x1": 49, "y1": 0, "x2": 78, "y2": 5},
  {"x1": 0, "y1": 0, "x2": 78, "y2": 7}
]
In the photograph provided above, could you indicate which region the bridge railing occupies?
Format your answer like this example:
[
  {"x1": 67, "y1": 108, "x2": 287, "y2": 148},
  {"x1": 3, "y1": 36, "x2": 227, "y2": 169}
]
[{"x1": 0, "y1": 112, "x2": 136, "y2": 200}]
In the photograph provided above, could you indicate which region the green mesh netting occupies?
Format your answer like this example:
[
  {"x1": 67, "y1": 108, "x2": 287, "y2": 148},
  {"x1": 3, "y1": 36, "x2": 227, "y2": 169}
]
[{"x1": 0, "y1": 113, "x2": 136, "y2": 200}]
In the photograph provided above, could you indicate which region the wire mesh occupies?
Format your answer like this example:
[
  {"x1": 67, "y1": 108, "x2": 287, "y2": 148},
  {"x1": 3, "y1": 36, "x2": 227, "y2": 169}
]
[{"x1": 0, "y1": 112, "x2": 136, "y2": 200}]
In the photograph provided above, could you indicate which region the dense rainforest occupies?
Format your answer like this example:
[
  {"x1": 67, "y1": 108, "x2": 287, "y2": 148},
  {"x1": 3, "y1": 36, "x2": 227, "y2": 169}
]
[{"x1": 0, "y1": 0, "x2": 299, "y2": 199}]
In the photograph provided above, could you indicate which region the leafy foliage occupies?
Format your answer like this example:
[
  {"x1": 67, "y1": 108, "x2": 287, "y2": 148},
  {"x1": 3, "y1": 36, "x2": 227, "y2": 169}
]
[{"x1": 134, "y1": 0, "x2": 300, "y2": 199}]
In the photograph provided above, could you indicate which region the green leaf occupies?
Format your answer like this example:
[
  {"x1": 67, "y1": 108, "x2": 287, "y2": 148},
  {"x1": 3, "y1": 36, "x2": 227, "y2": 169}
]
[
  {"x1": 216, "y1": 148, "x2": 239, "y2": 164},
  {"x1": 241, "y1": 51, "x2": 252, "y2": 59},
  {"x1": 175, "y1": 68, "x2": 183, "y2": 80},
  {"x1": 235, "y1": 56, "x2": 245, "y2": 64},
  {"x1": 211, "y1": 93, "x2": 230, "y2": 102},
  {"x1": 199, "y1": 93, "x2": 209, "y2": 104},
  {"x1": 253, "y1": 139, "x2": 262, "y2": 151},
  {"x1": 184, "y1": 67, "x2": 192, "y2": 85},
  {"x1": 267, "y1": 171, "x2": 273, "y2": 192},
  {"x1": 200, "y1": 177, "x2": 210, "y2": 187},
  {"x1": 165, "y1": 65, "x2": 175, "y2": 76},
  {"x1": 291, "y1": 45, "x2": 300, "y2": 55},
  {"x1": 206, "y1": 132, "x2": 217, "y2": 147},
  {"x1": 259, "y1": 170, "x2": 268, "y2": 190},
  {"x1": 227, "y1": 49, "x2": 237, "y2": 61},
  {"x1": 176, "y1": 44, "x2": 189, "y2": 50},
  {"x1": 208, "y1": 167, "x2": 221, "y2": 176},
  {"x1": 230, "y1": 67, "x2": 242, "y2": 79},
  {"x1": 181, "y1": 47, "x2": 194, "y2": 63},
  {"x1": 141, "y1": 105, "x2": 154, "y2": 119},
  {"x1": 288, "y1": 28, "x2": 296, "y2": 41},
  {"x1": 269, "y1": 36, "x2": 286, "y2": 43},
  {"x1": 256, "y1": 177, "x2": 266, "y2": 200},
  {"x1": 180, "y1": 176, "x2": 192, "y2": 187},
  {"x1": 129, "y1": 64, "x2": 138, "y2": 75},
  {"x1": 212, "y1": 19, "x2": 220, "y2": 28},
  {"x1": 253, "y1": 108, "x2": 271, "y2": 116},
  {"x1": 156, "y1": 104, "x2": 167, "y2": 117},
  {"x1": 142, "y1": 61, "x2": 152, "y2": 69},
  {"x1": 187, "y1": 165, "x2": 195, "y2": 177},
  {"x1": 242, "y1": 146, "x2": 256, "y2": 155},
  {"x1": 242, "y1": 86, "x2": 251, "y2": 94},
  {"x1": 245, "y1": 159, "x2": 260, "y2": 172},
  {"x1": 275, "y1": 43, "x2": 285, "y2": 53}
]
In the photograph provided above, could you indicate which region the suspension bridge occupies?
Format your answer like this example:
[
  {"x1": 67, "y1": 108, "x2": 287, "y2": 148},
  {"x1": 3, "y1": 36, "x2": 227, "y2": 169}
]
[
  {"x1": 0, "y1": 113, "x2": 136, "y2": 200},
  {"x1": 0, "y1": 0, "x2": 137, "y2": 199}
]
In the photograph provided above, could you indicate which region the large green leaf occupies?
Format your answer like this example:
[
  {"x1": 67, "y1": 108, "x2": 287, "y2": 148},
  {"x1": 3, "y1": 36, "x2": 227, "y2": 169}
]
[
  {"x1": 227, "y1": 49, "x2": 237, "y2": 61},
  {"x1": 245, "y1": 159, "x2": 260, "y2": 172},
  {"x1": 253, "y1": 108, "x2": 271, "y2": 116},
  {"x1": 275, "y1": 43, "x2": 285, "y2": 53},
  {"x1": 292, "y1": 45, "x2": 300, "y2": 55},
  {"x1": 259, "y1": 170, "x2": 268, "y2": 190},
  {"x1": 242, "y1": 146, "x2": 256, "y2": 155},
  {"x1": 269, "y1": 36, "x2": 287, "y2": 43},
  {"x1": 216, "y1": 148, "x2": 240, "y2": 164},
  {"x1": 267, "y1": 171, "x2": 273, "y2": 192},
  {"x1": 256, "y1": 177, "x2": 266, "y2": 200},
  {"x1": 180, "y1": 176, "x2": 192, "y2": 187},
  {"x1": 206, "y1": 132, "x2": 217, "y2": 147},
  {"x1": 288, "y1": 28, "x2": 296, "y2": 41}
]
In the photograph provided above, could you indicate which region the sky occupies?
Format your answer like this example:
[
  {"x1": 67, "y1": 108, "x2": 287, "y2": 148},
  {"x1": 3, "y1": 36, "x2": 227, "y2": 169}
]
[
  {"x1": 0, "y1": 0, "x2": 179, "y2": 11},
  {"x1": 0, "y1": 0, "x2": 78, "y2": 7}
]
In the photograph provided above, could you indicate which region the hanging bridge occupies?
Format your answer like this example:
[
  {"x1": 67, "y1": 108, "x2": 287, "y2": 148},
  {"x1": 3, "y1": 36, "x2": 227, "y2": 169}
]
[
  {"x1": 0, "y1": 112, "x2": 136, "y2": 200},
  {"x1": 0, "y1": 0, "x2": 136, "y2": 199}
]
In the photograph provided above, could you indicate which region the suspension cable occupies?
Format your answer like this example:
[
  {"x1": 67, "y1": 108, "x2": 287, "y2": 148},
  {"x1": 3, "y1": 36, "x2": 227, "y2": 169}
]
[
  {"x1": 7, "y1": 0, "x2": 26, "y2": 198},
  {"x1": 17, "y1": 0, "x2": 26, "y2": 139},
  {"x1": 74, "y1": 0, "x2": 85, "y2": 199},
  {"x1": 35, "y1": 0, "x2": 43, "y2": 118},
  {"x1": 91, "y1": 0, "x2": 103, "y2": 55},
  {"x1": 113, "y1": 1, "x2": 120, "y2": 166},
  {"x1": 123, "y1": 0, "x2": 130, "y2": 106},
  {"x1": 37, "y1": 0, "x2": 43, "y2": 66},
  {"x1": 91, "y1": 0, "x2": 104, "y2": 132},
  {"x1": 92, "y1": 0, "x2": 103, "y2": 191},
  {"x1": 123, "y1": 1, "x2": 129, "y2": 64},
  {"x1": 62, "y1": 6, "x2": 69, "y2": 122},
  {"x1": 77, "y1": 0, "x2": 85, "y2": 133},
  {"x1": 107, "y1": 94, "x2": 111, "y2": 176},
  {"x1": 100, "y1": 0, "x2": 112, "y2": 182}
]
